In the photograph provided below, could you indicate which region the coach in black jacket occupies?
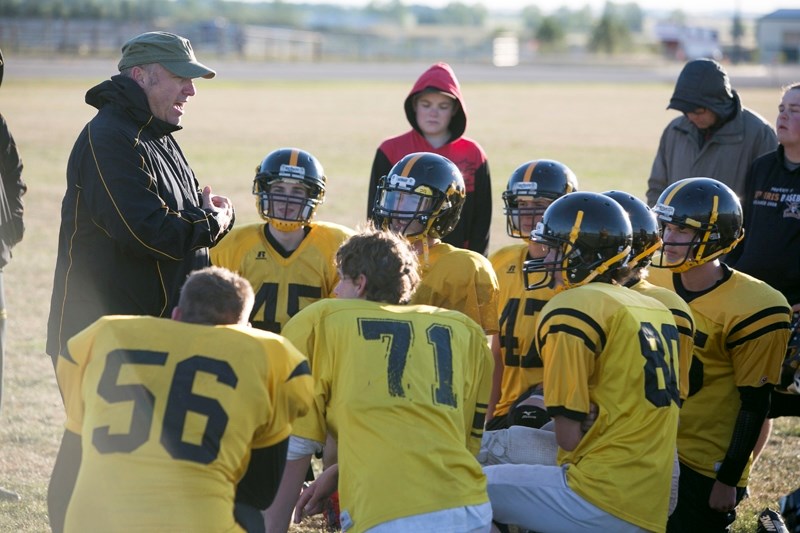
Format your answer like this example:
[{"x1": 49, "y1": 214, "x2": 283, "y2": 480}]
[
  {"x1": 0, "y1": 50, "x2": 26, "y2": 411},
  {"x1": 46, "y1": 32, "x2": 234, "y2": 366},
  {"x1": 0, "y1": 47, "x2": 27, "y2": 504}
]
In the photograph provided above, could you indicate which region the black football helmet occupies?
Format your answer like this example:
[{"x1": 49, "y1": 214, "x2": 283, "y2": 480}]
[
  {"x1": 651, "y1": 177, "x2": 743, "y2": 272},
  {"x1": 503, "y1": 159, "x2": 578, "y2": 239},
  {"x1": 602, "y1": 190, "x2": 661, "y2": 269},
  {"x1": 252, "y1": 148, "x2": 326, "y2": 232},
  {"x1": 372, "y1": 152, "x2": 465, "y2": 240},
  {"x1": 523, "y1": 191, "x2": 632, "y2": 290}
]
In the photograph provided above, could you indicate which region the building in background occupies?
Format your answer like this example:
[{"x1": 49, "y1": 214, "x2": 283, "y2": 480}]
[
  {"x1": 654, "y1": 22, "x2": 722, "y2": 61},
  {"x1": 758, "y1": 9, "x2": 800, "y2": 64}
]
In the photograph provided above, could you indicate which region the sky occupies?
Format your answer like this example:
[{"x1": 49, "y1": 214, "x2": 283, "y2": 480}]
[{"x1": 272, "y1": 0, "x2": 789, "y2": 18}]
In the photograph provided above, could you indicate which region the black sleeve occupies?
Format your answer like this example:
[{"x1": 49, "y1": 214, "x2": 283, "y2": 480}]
[
  {"x1": 726, "y1": 159, "x2": 757, "y2": 266},
  {"x1": 715, "y1": 385, "x2": 772, "y2": 486},
  {"x1": 47, "y1": 430, "x2": 82, "y2": 533},
  {"x1": 233, "y1": 502, "x2": 265, "y2": 533},
  {"x1": 77, "y1": 125, "x2": 223, "y2": 261},
  {"x1": 469, "y1": 160, "x2": 492, "y2": 256},
  {"x1": 0, "y1": 113, "x2": 26, "y2": 245},
  {"x1": 235, "y1": 438, "x2": 289, "y2": 510},
  {"x1": 368, "y1": 149, "x2": 392, "y2": 221}
]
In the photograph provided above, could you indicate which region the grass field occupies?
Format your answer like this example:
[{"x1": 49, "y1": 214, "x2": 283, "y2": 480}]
[{"x1": 0, "y1": 64, "x2": 798, "y2": 532}]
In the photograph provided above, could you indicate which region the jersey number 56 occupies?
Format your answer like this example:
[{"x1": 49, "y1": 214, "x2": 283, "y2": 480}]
[{"x1": 93, "y1": 349, "x2": 237, "y2": 464}]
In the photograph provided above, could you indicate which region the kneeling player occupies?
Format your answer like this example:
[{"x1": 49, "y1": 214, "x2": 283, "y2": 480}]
[
  {"x1": 485, "y1": 192, "x2": 680, "y2": 532},
  {"x1": 284, "y1": 226, "x2": 494, "y2": 533}
]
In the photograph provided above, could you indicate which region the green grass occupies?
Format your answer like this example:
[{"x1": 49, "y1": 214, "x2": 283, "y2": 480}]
[{"x1": 0, "y1": 68, "x2": 796, "y2": 533}]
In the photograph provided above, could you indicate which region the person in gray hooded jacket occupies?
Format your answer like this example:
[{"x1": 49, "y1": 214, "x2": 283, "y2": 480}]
[{"x1": 646, "y1": 58, "x2": 777, "y2": 208}]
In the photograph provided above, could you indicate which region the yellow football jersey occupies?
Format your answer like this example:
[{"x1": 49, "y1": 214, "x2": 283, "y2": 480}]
[
  {"x1": 410, "y1": 242, "x2": 500, "y2": 334},
  {"x1": 650, "y1": 267, "x2": 791, "y2": 484},
  {"x1": 59, "y1": 316, "x2": 313, "y2": 532},
  {"x1": 210, "y1": 221, "x2": 355, "y2": 333},
  {"x1": 489, "y1": 243, "x2": 556, "y2": 418},
  {"x1": 629, "y1": 278, "x2": 694, "y2": 401},
  {"x1": 537, "y1": 283, "x2": 680, "y2": 532},
  {"x1": 284, "y1": 298, "x2": 493, "y2": 533}
]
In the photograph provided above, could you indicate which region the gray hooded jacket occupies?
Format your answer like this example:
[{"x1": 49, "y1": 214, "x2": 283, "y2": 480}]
[{"x1": 647, "y1": 59, "x2": 777, "y2": 206}]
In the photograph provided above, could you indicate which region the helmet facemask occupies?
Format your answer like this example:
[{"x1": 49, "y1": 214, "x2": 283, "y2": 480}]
[
  {"x1": 374, "y1": 180, "x2": 446, "y2": 241},
  {"x1": 253, "y1": 177, "x2": 323, "y2": 232},
  {"x1": 628, "y1": 233, "x2": 662, "y2": 270},
  {"x1": 651, "y1": 202, "x2": 743, "y2": 272},
  {"x1": 503, "y1": 186, "x2": 551, "y2": 241}
]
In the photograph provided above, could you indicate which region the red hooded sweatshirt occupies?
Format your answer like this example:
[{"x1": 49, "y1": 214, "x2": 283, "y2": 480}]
[{"x1": 367, "y1": 62, "x2": 492, "y2": 255}]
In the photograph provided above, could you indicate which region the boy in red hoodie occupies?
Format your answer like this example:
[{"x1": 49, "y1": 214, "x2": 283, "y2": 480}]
[{"x1": 366, "y1": 62, "x2": 492, "y2": 256}]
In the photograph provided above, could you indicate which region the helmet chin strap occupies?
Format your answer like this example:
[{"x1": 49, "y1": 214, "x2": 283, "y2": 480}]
[{"x1": 405, "y1": 232, "x2": 431, "y2": 266}]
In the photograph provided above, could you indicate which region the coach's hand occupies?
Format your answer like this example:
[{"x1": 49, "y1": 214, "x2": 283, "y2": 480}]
[{"x1": 202, "y1": 185, "x2": 233, "y2": 236}]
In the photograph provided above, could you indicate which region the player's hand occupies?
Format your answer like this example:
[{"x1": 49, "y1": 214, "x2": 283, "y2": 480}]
[
  {"x1": 708, "y1": 480, "x2": 737, "y2": 512},
  {"x1": 202, "y1": 186, "x2": 233, "y2": 234},
  {"x1": 294, "y1": 464, "x2": 339, "y2": 523}
]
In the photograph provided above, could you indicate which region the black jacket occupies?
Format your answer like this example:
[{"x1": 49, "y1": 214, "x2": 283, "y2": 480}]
[
  {"x1": 47, "y1": 75, "x2": 231, "y2": 359},
  {"x1": 0, "y1": 112, "x2": 25, "y2": 269},
  {"x1": 728, "y1": 145, "x2": 800, "y2": 305}
]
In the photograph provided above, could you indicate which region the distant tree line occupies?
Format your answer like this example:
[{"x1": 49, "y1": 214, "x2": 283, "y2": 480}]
[{"x1": 0, "y1": 0, "x2": 691, "y2": 55}]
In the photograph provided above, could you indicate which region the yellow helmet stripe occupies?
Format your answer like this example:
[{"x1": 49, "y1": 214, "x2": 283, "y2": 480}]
[
  {"x1": 694, "y1": 194, "x2": 719, "y2": 260},
  {"x1": 662, "y1": 178, "x2": 689, "y2": 206},
  {"x1": 399, "y1": 153, "x2": 424, "y2": 176},
  {"x1": 522, "y1": 162, "x2": 537, "y2": 183},
  {"x1": 562, "y1": 209, "x2": 584, "y2": 278},
  {"x1": 288, "y1": 149, "x2": 299, "y2": 167}
]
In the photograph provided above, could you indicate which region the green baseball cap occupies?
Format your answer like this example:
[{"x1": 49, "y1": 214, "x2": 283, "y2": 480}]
[{"x1": 118, "y1": 31, "x2": 215, "y2": 79}]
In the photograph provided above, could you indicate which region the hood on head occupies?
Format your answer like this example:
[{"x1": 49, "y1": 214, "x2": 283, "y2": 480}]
[
  {"x1": 404, "y1": 62, "x2": 467, "y2": 139},
  {"x1": 668, "y1": 58, "x2": 736, "y2": 119}
]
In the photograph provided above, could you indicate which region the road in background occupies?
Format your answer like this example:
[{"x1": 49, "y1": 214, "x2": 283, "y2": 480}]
[{"x1": 9, "y1": 56, "x2": 800, "y2": 88}]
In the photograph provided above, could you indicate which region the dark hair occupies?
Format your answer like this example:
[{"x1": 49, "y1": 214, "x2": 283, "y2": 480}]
[
  {"x1": 178, "y1": 266, "x2": 254, "y2": 325},
  {"x1": 336, "y1": 225, "x2": 420, "y2": 304}
]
